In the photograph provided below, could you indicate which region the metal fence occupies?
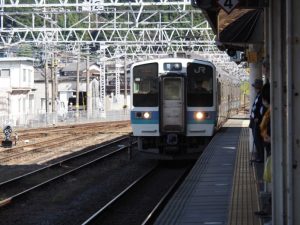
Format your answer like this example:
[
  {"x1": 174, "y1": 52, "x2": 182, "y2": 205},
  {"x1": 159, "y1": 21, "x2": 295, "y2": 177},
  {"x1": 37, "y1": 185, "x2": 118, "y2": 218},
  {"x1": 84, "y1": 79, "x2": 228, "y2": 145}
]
[{"x1": 0, "y1": 109, "x2": 130, "y2": 130}]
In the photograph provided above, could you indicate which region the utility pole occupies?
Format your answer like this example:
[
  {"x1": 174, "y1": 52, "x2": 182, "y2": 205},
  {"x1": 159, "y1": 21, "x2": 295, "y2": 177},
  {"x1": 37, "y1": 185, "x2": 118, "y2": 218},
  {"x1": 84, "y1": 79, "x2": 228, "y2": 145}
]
[
  {"x1": 44, "y1": 48, "x2": 49, "y2": 115},
  {"x1": 86, "y1": 49, "x2": 90, "y2": 117},
  {"x1": 51, "y1": 53, "x2": 56, "y2": 113},
  {"x1": 76, "y1": 47, "x2": 81, "y2": 117},
  {"x1": 54, "y1": 52, "x2": 58, "y2": 106},
  {"x1": 124, "y1": 53, "x2": 127, "y2": 107}
]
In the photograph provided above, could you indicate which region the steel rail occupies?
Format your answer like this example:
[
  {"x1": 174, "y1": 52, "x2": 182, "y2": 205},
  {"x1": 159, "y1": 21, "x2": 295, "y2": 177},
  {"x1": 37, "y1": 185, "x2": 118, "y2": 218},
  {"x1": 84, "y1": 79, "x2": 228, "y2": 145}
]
[
  {"x1": 0, "y1": 136, "x2": 133, "y2": 207},
  {"x1": 14, "y1": 121, "x2": 129, "y2": 134},
  {"x1": 141, "y1": 167, "x2": 190, "y2": 225},
  {"x1": 81, "y1": 165, "x2": 190, "y2": 225},
  {"x1": 81, "y1": 166, "x2": 158, "y2": 225},
  {"x1": 0, "y1": 134, "x2": 73, "y2": 154},
  {"x1": 0, "y1": 132, "x2": 130, "y2": 163},
  {"x1": 0, "y1": 133, "x2": 91, "y2": 163}
]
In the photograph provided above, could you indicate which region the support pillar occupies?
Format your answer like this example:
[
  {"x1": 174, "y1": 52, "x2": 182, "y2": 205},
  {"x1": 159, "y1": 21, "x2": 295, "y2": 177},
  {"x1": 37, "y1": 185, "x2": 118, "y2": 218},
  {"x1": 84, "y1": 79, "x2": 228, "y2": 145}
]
[
  {"x1": 98, "y1": 47, "x2": 106, "y2": 114},
  {"x1": 269, "y1": 2, "x2": 285, "y2": 225},
  {"x1": 115, "y1": 58, "x2": 121, "y2": 101},
  {"x1": 287, "y1": 0, "x2": 300, "y2": 224}
]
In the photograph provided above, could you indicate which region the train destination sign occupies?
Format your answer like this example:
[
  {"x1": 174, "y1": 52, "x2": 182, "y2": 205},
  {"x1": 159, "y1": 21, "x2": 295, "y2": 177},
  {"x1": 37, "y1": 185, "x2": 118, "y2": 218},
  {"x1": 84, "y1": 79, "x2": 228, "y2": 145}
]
[{"x1": 218, "y1": 0, "x2": 239, "y2": 14}]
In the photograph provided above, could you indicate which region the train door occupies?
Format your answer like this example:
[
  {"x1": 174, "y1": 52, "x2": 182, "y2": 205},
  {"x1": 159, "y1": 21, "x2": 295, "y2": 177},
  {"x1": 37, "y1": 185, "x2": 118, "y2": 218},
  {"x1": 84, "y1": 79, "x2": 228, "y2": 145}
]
[{"x1": 160, "y1": 76, "x2": 185, "y2": 133}]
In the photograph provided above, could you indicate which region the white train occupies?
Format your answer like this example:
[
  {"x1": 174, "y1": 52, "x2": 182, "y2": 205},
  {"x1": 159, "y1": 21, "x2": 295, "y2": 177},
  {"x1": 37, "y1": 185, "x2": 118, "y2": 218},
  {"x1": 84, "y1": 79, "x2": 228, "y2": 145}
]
[{"x1": 130, "y1": 57, "x2": 240, "y2": 159}]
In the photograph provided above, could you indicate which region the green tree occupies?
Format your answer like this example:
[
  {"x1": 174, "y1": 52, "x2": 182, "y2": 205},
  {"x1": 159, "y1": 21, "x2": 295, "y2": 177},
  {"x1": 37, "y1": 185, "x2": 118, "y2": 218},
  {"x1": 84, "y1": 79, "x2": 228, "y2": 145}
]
[{"x1": 240, "y1": 81, "x2": 250, "y2": 95}]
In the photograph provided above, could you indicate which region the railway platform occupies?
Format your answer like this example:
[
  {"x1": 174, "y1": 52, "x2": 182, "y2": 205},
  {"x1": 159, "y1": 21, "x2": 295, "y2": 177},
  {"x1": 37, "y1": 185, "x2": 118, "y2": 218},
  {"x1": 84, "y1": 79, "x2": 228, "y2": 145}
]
[{"x1": 154, "y1": 116, "x2": 264, "y2": 225}]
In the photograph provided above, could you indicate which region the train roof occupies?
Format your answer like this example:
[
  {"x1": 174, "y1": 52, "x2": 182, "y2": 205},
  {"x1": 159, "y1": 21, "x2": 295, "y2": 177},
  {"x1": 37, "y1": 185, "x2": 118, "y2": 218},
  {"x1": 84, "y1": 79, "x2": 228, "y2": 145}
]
[{"x1": 130, "y1": 57, "x2": 215, "y2": 68}]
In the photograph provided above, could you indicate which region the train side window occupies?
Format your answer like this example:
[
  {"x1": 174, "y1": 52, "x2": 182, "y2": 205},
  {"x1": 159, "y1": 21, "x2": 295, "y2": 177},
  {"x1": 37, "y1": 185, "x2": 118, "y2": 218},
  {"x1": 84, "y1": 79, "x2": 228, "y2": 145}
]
[{"x1": 134, "y1": 78, "x2": 153, "y2": 94}]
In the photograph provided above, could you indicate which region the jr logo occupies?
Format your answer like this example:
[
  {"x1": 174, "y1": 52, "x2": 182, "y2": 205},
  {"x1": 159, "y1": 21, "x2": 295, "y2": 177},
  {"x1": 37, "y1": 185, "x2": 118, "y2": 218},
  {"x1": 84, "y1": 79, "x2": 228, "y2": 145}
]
[{"x1": 194, "y1": 67, "x2": 206, "y2": 74}]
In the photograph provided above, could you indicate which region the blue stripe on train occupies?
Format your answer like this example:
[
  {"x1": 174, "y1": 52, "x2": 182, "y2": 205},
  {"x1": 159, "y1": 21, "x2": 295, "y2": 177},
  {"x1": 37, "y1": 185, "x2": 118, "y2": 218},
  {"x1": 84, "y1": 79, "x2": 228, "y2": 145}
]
[
  {"x1": 187, "y1": 111, "x2": 217, "y2": 124},
  {"x1": 131, "y1": 111, "x2": 217, "y2": 124},
  {"x1": 131, "y1": 111, "x2": 159, "y2": 124}
]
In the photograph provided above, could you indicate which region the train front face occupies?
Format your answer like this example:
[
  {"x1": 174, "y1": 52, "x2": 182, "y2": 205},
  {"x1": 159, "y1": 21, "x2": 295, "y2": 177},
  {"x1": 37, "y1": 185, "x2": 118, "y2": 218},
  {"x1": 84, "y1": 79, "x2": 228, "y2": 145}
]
[{"x1": 130, "y1": 59, "x2": 217, "y2": 158}]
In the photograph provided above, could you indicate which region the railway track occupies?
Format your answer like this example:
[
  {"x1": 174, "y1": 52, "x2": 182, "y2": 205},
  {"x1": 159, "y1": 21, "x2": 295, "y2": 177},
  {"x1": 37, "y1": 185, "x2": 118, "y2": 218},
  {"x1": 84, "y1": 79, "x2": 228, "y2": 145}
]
[
  {"x1": 0, "y1": 138, "x2": 196, "y2": 225},
  {"x1": 6, "y1": 120, "x2": 128, "y2": 137},
  {"x1": 14, "y1": 121, "x2": 130, "y2": 137},
  {"x1": 0, "y1": 137, "x2": 158, "y2": 225},
  {"x1": 0, "y1": 124, "x2": 131, "y2": 163},
  {"x1": 0, "y1": 136, "x2": 133, "y2": 207},
  {"x1": 0, "y1": 121, "x2": 130, "y2": 152},
  {"x1": 0, "y1": 134, "x2": 73, "y2": 162},
  {"x1": 0, "y1": 120, "x2": 195, "y2": 225},
  {"x1": 82, "y1": 163, "x2": 192, "y2": 225}
]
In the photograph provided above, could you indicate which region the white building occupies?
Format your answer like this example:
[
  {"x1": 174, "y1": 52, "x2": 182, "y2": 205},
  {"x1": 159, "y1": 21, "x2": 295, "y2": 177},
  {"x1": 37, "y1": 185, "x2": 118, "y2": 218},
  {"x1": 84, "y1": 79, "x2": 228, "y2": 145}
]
[
  {"x1": 34, "y1": 61, "x2": 102, "y2": 114},
  {"x1": 0, "y1": 57, "x2": 129, "y2": 128},
  {"x1": 59, "y1": 62, "x2": 101, "y2": 111},
  {"x1": 0, "y1": 57, "x2": 35, "y2": 126}
]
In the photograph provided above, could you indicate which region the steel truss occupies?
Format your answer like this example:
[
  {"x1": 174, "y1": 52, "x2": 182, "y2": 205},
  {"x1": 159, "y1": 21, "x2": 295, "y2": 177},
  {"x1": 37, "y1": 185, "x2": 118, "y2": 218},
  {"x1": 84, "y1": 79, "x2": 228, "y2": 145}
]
[
  {"x1": 0, "y1": 0, "x2": 214, "y2": 51},
  {"x1": 0, "y1": 0, "x2": 241, "y2": 69},
  {"x1": 0, "y1": 0, "x2": 247, "y2": 109}
]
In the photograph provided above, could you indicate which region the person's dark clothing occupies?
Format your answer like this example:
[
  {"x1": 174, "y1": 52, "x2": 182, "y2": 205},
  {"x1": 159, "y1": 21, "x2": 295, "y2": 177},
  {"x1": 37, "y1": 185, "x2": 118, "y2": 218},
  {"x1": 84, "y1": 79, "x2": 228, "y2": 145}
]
[
  {"x1": 249, "y1": 92, "x2": 264, "y2": 128},
  {"x1": 249, "y1": 91, "x2": 265, "y2": 161}
]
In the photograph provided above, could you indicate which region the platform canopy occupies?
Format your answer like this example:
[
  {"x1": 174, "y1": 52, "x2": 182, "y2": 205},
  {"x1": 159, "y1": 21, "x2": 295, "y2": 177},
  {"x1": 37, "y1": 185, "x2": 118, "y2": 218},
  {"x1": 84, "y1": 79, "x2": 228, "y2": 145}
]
[{"x1": 192, "y1": 0, "x2": 264, "y2": 52}]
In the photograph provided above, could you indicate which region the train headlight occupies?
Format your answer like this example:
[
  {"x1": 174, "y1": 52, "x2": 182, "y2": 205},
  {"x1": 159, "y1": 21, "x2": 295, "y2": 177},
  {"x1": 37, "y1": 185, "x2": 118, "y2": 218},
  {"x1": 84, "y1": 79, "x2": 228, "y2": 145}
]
[
  {"x1": 194, "y1": 112, "x2": 204, "y2": 120},
  {"x1": 143, "y1": 112, "x2": 151, "y2": 119}
]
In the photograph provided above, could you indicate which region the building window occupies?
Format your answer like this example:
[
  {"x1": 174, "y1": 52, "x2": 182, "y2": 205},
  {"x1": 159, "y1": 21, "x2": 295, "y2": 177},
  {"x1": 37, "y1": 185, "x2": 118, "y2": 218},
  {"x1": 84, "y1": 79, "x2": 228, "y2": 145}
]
[
  {"x1": 41, "y1": 98, "x2": 46, "y2": 111},
  {"x1": 28, "y1": 70, "x2": 32, "y2": 83},
  {"x1": 29, "y1": 94, "x2": 34, "y2": 113},
  {"x1": 23, "y1": 69, "x2": 26, "y2": 82},
  {"x1": 23, "y1": 98, "x2": 26, "y2": 114},
  {"x1": 18, "y1": 98, "x2": 21, "y2": 113},
  {"x1": 0, "y1": 69, "x2": 10, "y2": 78}
]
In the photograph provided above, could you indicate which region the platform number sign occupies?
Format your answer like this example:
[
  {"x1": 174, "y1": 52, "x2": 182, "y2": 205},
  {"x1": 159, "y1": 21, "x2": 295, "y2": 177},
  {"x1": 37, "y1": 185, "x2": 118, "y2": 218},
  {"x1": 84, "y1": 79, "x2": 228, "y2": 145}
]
[{"x1": 218, "y1": 0, "x2": 239, "y2": 14}]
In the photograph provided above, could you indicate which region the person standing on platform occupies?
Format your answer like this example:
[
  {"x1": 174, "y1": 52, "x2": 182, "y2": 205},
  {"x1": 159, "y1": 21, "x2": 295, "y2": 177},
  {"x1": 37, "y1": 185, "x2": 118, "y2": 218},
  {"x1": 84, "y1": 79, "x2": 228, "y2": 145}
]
[
  {"x1": 249, "y1": 78, "x2": 265, "y2": 163},
  {"x1": 255, "y1": 82, "x2": 272, "y2": 218},
  {"x1": 260, "y1": 82, "x2": 271, "y2": 156}
]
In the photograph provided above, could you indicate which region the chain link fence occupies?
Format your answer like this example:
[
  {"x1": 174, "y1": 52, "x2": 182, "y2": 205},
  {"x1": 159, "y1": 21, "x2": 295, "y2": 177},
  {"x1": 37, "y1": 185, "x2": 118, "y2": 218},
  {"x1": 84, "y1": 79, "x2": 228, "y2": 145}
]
[{"x1": 0, "y1": 109, "x2": 130, "y2": 130}]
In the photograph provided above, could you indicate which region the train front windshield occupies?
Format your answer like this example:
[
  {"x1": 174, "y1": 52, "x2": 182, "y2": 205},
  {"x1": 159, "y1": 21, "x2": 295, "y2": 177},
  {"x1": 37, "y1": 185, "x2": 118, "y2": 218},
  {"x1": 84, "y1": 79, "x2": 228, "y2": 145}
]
[
  {"x1": 187, "y1": 63, "x2": 214, "y2": 107},
  {"x1": 132, "y1": 63, "x2": 159, "y2": 107}
]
